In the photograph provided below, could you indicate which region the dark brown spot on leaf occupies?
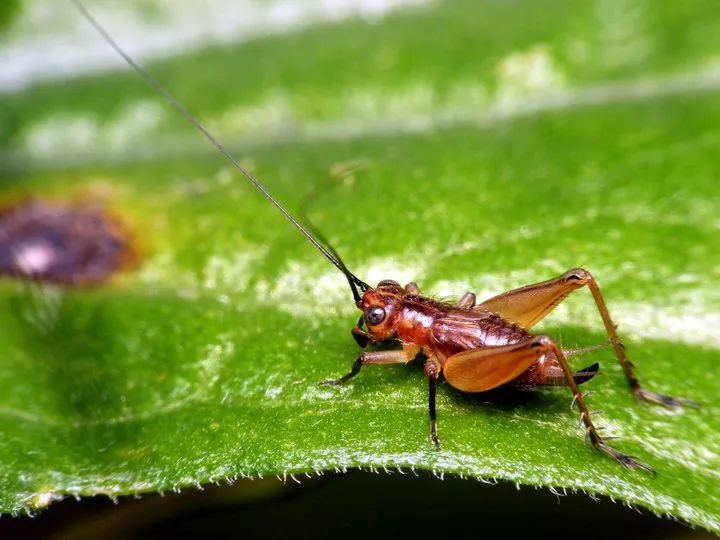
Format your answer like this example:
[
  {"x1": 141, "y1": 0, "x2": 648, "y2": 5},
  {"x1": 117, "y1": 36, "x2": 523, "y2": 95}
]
[{"x1": 0, "y1": 199, "x2": 136, "y2": 285}]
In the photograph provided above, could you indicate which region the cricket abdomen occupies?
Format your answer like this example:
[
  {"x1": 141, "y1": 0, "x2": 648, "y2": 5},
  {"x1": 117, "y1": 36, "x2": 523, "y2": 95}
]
[{"x1": 430, "y1": 309, "x2": 531, "y2": 360}]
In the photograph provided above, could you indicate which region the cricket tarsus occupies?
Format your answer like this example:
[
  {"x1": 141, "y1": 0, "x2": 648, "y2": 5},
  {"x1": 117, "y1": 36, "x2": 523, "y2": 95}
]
[
  {"x1": 72, "y1": 0, "x2": 368, "y2": 302},
  {"x1": 596, "y1": 443, "x2": 656, "y2": 475},
  {"x1": 321, "y1": 356, "x2": 364, "y2": 386},
  {"x1": 635, "y1": 389, "x2": 700, "y2": 409}
]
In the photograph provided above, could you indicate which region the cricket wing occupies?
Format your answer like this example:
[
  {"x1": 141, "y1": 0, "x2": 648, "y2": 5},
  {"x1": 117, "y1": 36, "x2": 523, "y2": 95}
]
[
  {"x1": 430, "y1": 310, "x2": 530, "y2": 359},
  {"x1": 443, "y1": 340, "x2": 541, "y2": 393},
  {"x1": 475, "y1": 271, "x2": 587, "y2": 329},
  {"x1": 430, "y1": 312, "x2": 488, "y2": 354}
]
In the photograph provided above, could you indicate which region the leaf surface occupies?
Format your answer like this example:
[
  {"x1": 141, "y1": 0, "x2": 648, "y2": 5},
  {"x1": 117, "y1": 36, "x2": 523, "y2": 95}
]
[{"x1": 0, "y1": 0, "x2": 718, "y2": 532}]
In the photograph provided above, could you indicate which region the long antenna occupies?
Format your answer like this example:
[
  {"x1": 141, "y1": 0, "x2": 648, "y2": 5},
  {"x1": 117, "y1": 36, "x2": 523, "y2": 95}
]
[{"x1": 72, "y1": 0, "x2": 369, "y2": 302}]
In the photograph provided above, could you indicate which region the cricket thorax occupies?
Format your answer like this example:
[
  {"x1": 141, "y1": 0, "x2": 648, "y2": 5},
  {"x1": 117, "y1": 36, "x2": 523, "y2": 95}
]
[{"x1": 395, "y1": 297, "x2": 442, "y2": 345}]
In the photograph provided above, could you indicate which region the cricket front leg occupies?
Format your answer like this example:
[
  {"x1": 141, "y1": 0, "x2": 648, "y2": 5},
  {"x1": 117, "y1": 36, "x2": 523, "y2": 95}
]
[
  {"x1": 321, "y1": 344, "x2": 420, "y2": 386},
  {"x1": 351, "y1": 316, "x2": 371, "y2": 347},
  {"x1": 477, "y1": 268, "x2": 696, "y2": 408}
]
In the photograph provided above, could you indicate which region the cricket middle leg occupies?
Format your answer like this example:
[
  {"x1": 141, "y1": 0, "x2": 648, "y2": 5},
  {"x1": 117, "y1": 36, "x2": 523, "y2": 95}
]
[{"x1": 424, "y1": 356, "x2": 442, "y2": 449}]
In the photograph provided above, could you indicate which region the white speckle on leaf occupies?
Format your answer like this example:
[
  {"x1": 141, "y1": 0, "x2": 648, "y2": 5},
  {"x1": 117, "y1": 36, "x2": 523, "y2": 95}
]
[
  {"x1": 495, "y1": 44, "x2": 567, "y2": 106},
  {"x1": 432, "y1": 264, "x2": 562, "y2": 303},
  {"x1": 203, "y1": 246, "x2": 268, "y2": 293},
  {"x1": 198, "y1": 333, "x2": 236, "y2": 389},
  {"x1": 209, "y1": 93, "x2": 295, "y2": 135},
  {"x1": 609, "y1": 301, "x2": 720, "y2": 348},
  {"x1": 301, "y1": 385, "x2": 337, "y2": 401},
  {"x1": 345, "y1": 83, "x2": 437, "y2": 120},
  {"x1": 360, "y1": 257, "x2": 429, "y2": 288},
  {"x1": 135, "y1": 252, "x2": 198, "y2": 293},
  {"x1": 22, "y1": 114, "x2": 98, "y2": 158},
  {"x1": 264, "y1": 385, "x2": 284, "y2": 400},
  {"x1": 595, "y1": 0, "x2": 652, "y2": 68},
  {"x1": 21, "y1": 100, "x2": 166, "y2": 158}
]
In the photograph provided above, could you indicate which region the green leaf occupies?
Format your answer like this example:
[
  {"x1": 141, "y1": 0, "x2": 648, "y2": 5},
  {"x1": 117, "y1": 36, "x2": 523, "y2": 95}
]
[{"x1": 1, "y1": 0, "x2": 719, "y2": 533}]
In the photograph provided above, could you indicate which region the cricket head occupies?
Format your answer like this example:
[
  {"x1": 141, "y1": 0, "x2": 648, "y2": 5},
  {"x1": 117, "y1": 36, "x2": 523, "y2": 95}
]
[{"x1": 356, "y1": 279, "x2": 405, "y2": 341}]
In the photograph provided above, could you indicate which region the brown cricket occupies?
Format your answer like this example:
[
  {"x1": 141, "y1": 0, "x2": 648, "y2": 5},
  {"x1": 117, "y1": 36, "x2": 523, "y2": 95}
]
[
  {"x1": 321, "y1": 268, "x2": 696, "y2": 473},
  {"x1": 76, "y1": 0, "x2": 696, "y2": 473}
]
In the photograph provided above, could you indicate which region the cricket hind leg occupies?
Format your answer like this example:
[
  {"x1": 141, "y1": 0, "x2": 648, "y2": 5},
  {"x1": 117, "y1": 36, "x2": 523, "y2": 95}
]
[
  {"x1": 512, "y1": 356, "x2": 599, "y2": 389},
  {"x1": 517, "y1": 342, "x2": 605, "y2": 388},
  {"x1": 522, "y1": 342, "x2": 607, "y2": 388},
  {"x1": 573, "y1": 362, "x2": 600, "y2": 384},
  {"x1": 477, "y1": 268, "x2": 696, "y2": 408},
  {"x1": 445, "y1": 337, "x2": 654, "y2": 473},
  {"x1": 535, "y1": 336, "x2": 655, "y2": 473}
]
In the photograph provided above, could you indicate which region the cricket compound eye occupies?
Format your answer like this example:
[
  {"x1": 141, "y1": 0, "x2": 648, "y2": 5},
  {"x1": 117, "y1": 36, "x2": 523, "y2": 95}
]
[{"x1": 365, "y1": 306, "x2": 386, "y2": 326}]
